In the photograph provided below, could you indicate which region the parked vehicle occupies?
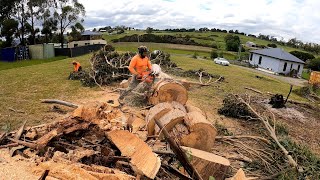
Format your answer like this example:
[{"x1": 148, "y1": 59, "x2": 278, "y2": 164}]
[{"x1": 214, "y1": 57, "x2": 230, "y2": 66}]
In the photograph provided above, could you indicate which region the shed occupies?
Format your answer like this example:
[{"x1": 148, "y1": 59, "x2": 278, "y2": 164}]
[{"x1": 29, "y1": 44, "x2": 55, "y2": 59}]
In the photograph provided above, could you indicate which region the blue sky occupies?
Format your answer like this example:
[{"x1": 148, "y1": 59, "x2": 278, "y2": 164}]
[{"x1": 78, "y1": 0, "x2": 320, "y2": 43}]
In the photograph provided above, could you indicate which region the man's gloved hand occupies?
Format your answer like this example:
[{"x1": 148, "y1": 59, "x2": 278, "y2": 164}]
[
  {"x1": 136, "y1": 74, "x2": 142, "y2": 80},
  {"x1": 151, "y1": 64, "x2": 161, "y2": 75}
]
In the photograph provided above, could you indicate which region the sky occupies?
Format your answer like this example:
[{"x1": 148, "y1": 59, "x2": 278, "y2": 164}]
[{"x1": 78, "y1": 0, "x2": 320, "y2": 43}]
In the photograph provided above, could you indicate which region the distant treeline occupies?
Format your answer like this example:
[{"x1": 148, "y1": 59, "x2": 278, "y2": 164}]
[{"x1": 112, "y1": 34, "x2": 205, "y2": 47}]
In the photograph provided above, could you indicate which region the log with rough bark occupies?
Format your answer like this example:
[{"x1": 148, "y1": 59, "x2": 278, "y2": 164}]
[
  {"x1": 106, "y1": 130, "x2": 161, "y2": 179},
  {"x1": 149, "y1": 79, "x2": 188, "y2": 105},
  {"x1": 181, "y1": 111, "x2": 217, "y2": 152},
  {"x1": 181, "y1": 146, "x2": 230, "y2": 180},
  {"x1": 146, "y1": 101, "x2": 186, "y2": 136}
]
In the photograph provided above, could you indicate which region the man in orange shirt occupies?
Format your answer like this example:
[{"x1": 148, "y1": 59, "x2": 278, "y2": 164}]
[
  {"x1": 119, "y1": 46, "x2": 152, "y2": 101},
  {"x1": 72, "y1": 61, "x2": 82, "y2": 72}
]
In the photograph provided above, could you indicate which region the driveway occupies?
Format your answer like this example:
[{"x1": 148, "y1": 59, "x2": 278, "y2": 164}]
[{"x1": 236, "y1": 65, "x2": 308, "y2": 87}]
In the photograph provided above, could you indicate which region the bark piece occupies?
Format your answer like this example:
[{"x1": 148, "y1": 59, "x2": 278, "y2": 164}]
[
  {"x1": 181, "y1": 111, "x2": 217, "y2": 152},
  {"x1": 106, "y1": 130, "x2": 161, "y2": 179},
  {"x1": 181, "y1": 146, "x2": 230, "y2": 180},
  {"x1": 149, "y1": 80, "x2": 188, "y2": 105}
]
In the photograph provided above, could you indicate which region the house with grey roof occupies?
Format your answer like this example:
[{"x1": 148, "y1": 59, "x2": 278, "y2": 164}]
[
  {"x1": 68, "y1": 30, "x2": 107, "y2": 48},
  {"x1": 249, "y1": 48, "x2": 305, "y2": 76}
]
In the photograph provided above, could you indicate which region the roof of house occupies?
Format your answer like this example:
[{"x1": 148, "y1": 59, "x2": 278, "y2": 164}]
[
  {"x1": 250, "y1": 48, "x2": 305, "y2": 64},
  {"x1": 81, "y1": 31, "x2": 102, "y2": 36}
]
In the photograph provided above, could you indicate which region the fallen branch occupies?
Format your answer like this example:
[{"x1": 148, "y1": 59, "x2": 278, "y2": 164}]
[
  {"x1": 238, "y1": 96, "x2": 299, "y2": 169},
  {"x1": 38, "y1": 170, "x2": 50, "y2": 180},
  {"x1": 9, "y1": 107, "x2": 25, "y2": 114},
  {"x1": 153, "y1": 150, "x2": 175, "y2": 156},
  {"x1": 215, "y1": 135, "x2": 270, "y2": 144},
  {"x1": 245, "y1": 87, "x2": 263, "y2": 95},
  {"x1": 0, "y1": 143, "x2": 19, "y2": 149},
  {"x1": 8, "y1": 138, "x2": 37, "y2": 149},
  {"x1": 162, "y1": 163, "x2": 193, "y2": 180},
  {"x1": 154, "y1": 119, "x2": 202, "y2": 180},
  {"x1": 14, "y1": 119, "x2": 28, "y2": 140},
  {"x1": 41, "y1": 99, "x2": 79, "y2": 108},
  {"x1": 284, "y1": 85, "x2": 293, "y2": 104}
]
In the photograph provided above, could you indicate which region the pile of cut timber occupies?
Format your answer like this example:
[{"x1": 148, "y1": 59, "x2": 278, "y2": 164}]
[{"x1": 0, "y1": 101, "x2": 231, "y2": 180}]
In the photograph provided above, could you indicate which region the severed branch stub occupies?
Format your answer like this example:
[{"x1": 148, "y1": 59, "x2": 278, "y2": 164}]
[{"x1": 154, "y1": 119, "x2": 203, "y2": 180}]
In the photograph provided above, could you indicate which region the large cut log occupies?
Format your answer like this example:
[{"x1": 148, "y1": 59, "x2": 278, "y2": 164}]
[
  {"x1": 185, "y1": 104, "x2": 206, "y2": 118},
  {"x1": 149, "y1": 79, "x2": 188, "y2": 105},
  {"x1": 181, "y1": 146, "x2": 230, "y2": 180},
  {"x1": 106, "y1": 130, "x2": 161, "y2": 179},
  {"x1": 181, "y1": 111, "x2": 217, "y2": 152},
  {"x1": 154, "y1": 109, "x2": 186, "y2": 138},
  {"x1": 146, "y1": 102, "x2": 186, "y2": 135}
]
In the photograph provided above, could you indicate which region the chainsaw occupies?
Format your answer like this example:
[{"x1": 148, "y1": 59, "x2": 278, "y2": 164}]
[{"x1": 136, "y1": 71, "x2": 155, "y2": 84}]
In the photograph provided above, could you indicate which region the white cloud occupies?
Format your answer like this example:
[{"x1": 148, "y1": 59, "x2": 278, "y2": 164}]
[{"x1": 78, "y1": 0, "x2": 320, "y2": 43}]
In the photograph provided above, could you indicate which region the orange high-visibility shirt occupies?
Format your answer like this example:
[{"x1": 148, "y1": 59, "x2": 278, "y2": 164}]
[
  {"x1": 128, "y1": 54, "x2": 152, "y2": 75},
  {"x1": 73, "y1": 62, "x2": 81, "y2": 72}
]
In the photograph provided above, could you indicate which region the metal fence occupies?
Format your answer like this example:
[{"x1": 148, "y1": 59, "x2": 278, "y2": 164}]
[{"x1": 55, "y1": 44, "x2": 104, "y2": 57}]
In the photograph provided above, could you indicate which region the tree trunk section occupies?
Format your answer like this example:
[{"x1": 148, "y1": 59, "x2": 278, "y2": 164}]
[
  {"x1": 106, "y1": 130, "x2": 161, "y2": 179},
  {"x1": 154, "y1": 109, "x2": 187, "y2": 139},
  {"x1": 181, "y1": 111, "x2": 217, "y2": 152},
  {"x1": 149, "y1": 79, "x2": 188, "y2": 105},
  {"x1": 181, "y1": 146, "x2": 230, "y2": 180},
  {"x1": 146, "y1": 102, "x2": 186, "y2": 136}
]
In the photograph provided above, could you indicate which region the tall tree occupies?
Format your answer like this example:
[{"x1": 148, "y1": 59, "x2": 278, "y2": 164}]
[
  {"x1": 53, "y1": 0, "x2": 85, "y2": 48},
  {"x1": 69, "y1": 22, "x2": 84, "y2": 41},
  {"x1": 0, "y1": 19, "x2": 19, "y2": 47},
  {"x1": 41, "y1": 9, "x2": 58, "y2": 43},
  {"x1": 25, "y1": 0, "x2": 46, "y2": 44}
]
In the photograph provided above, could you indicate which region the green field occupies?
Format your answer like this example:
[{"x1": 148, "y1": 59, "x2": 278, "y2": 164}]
[
  {"x1": 0, "y1": 43, "x2": 308, "y2": 130},
  {"x1": 103, "y1": 30, "x2": 306, "y2": 54},
  {"x1": 0, "y1": 56, "x2": 67, "y2": 71}
]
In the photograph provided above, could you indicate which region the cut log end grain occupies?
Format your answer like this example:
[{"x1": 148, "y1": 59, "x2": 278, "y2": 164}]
[
  {"x1": 146, "y1": 102, "x2": 186, "y2": 136},
  {"x1": 149, "y1": 80, "x2": 188, "y2": 105},
  {"x1": 154, "y1": 109, "x2": 187, "y2": 138},
  {"x1": 181, "y1": 146, "x2": 230, "y2": 180},
  {"x1": 181, "y1": 111, "x2": 217, "y2": 152},
  {"x1": 106, "y1": 130, "x2": 161, "y2": 179}
]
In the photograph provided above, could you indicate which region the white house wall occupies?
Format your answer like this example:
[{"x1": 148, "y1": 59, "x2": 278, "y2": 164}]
[
  {"x1": 250, "y1": 54, "x2": 281, "y2": 72},
  {"x1": 277, "y1": 60, "x2": 304, "y2": 75},
  {"x1": 250, "y1": 53, "x2": 304, "y2": 76}
]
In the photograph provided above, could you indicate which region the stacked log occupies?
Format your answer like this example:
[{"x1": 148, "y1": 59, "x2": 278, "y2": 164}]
[{"x1": 146, "y1": 102, "x2": 217, "y2": 152}]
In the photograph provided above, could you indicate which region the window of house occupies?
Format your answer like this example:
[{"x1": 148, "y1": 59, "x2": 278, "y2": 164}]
[
  {"x1": 85, "y1": 43, "x2": 90, "y2": 45},
  {"x1": 258, "y1": 56, "x2": 262, "y2": 65},
  {"x1": 298, "y1": 65, "x2": 301, "y2": 71},
  {"x1": 74, "y1": 44, "x2": 78, "y2": 47},
  {"x1": 250, "y1": 54, "x2": 253, "y2": 61},
  {"x1": 290, "y1": 64, "x2": 293, "y2": 70},
  {"x1": 283, "y1": 62, "x2": 287, "y2": 71}
]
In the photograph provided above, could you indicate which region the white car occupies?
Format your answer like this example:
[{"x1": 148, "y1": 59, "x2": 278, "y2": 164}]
[{"x1": 214, "y1": 57, "x2": 230, "y2": 66}]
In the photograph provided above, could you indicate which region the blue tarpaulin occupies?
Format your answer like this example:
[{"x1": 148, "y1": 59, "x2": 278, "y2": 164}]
[{"x1": 0, "y1": 48, "x2": 16, "y2": 62}]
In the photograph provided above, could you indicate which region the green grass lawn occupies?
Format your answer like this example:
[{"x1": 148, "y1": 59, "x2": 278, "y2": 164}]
[
  {"x1": 302, "y1": 70, "x2": 311, "y2": 80},
  {"x1": 0, "y1": 54, "x2": 100, "y2": 130},
  {"x1": 0, "y1": 56, "x2": 68, "y2": 71}
]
